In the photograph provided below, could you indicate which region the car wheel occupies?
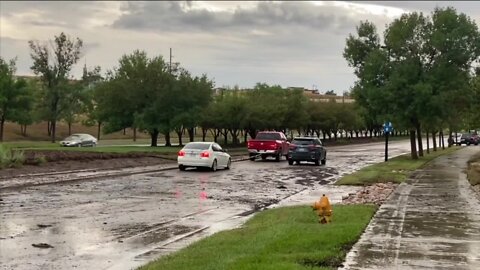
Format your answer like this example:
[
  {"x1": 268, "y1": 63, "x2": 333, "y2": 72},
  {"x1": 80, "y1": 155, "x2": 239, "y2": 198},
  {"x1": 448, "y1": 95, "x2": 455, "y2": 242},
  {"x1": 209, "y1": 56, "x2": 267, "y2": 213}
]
[
  {"x1": 261, "y1": 155, "x2": 267, "y2": 160},
  {"x1": 321, "y1": 157, "x2": 326, "y2": 165},
  {"x1": 295, "y1": 161, "x2": 300, "y2": 165},
  {"x1": 249, "y1": 155, "x2": 256, "y2": 161},
  {"x1": 288, "y1": 159, "x2": 293, "y2": 165},
  {"x1": 315, "y1": 159, "x2": 320, "y2": 166},
  {"x1": 211, "y1": 159, "x2": 218, "y2": 172},
  {"x1": 275, "y1": 153, "x2": 280, "y2": 162},
  {"x1": 179, "y1": 165, "x2": 186, "y2": 171},
  {"x1": 226, "y1": 158, "x2": 231, "y2": 170}
]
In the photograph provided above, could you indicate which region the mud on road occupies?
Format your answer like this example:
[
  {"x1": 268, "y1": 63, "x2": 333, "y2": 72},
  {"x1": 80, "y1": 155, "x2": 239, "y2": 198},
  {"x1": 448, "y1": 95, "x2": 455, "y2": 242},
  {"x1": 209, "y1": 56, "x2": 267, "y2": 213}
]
[{"x1": 0, "y1": 140, "x2": 415, "y2": 270}]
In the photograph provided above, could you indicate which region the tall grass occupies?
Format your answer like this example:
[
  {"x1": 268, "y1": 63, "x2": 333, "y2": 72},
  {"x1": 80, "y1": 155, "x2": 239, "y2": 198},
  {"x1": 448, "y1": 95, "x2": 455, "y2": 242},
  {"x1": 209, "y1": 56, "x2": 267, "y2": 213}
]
[{"x1": 0, "y1": 144, "x2": 25, "y2": 168}]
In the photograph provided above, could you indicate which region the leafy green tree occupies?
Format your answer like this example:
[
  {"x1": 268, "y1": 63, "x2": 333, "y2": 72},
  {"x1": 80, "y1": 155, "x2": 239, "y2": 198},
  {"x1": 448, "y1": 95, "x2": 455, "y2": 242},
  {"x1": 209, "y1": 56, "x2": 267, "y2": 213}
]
[
  {"x1": 29, "y1": 32, "x2": 83, "y2": 142},
  {"x1": 105, "y1": 50, "x2": 171, "y2": 146},
  {"x1": 199, "y1": 97, "x2": 224, "y2": 142},
  {"x1": 171, "y1": 70, "x2": 213, "y2": 145},
  {"x1": 81, "y1": 66, "x2": 104, "y2": 139},
  {"x1": 0, "y1": 57, "x2": 33, "y2": 141},
  {"x1": 345, "y1": 8, "x2": 480, "y2": 159},
  {"x1": 243, "y1": 83, "x2": 286, "y2": 138},
  {"x1": 218, "y1": 91, "x2": 249, "y2": 145},
  {"x1": 11, "y1": 78, "x2": 37, "y2": 137},
  {"x1": 283, "y1": 89, "x2": 310, "y2": 136}
]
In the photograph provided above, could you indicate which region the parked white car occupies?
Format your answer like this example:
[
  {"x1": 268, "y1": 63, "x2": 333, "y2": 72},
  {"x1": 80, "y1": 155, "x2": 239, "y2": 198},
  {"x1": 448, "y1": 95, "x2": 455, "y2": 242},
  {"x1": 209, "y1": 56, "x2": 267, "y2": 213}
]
[{"x1": 177, "y1": 142, "x2": 231, "y2": 171}]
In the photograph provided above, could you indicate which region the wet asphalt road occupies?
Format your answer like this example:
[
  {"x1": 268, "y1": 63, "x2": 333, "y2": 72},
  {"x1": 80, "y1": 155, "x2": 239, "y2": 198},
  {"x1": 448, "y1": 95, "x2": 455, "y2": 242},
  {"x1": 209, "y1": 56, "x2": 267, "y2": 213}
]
[{"x1": 1, "y1": 140, "x2": 414, "y2": 270}]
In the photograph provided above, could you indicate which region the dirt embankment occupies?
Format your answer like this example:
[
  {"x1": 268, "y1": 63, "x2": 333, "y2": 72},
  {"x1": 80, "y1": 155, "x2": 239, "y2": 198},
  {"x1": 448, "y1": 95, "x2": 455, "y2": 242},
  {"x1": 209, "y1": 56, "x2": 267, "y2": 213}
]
[
  {"x1": 0, "y1": 151, "x2": 176, "y2": 179},
  {"x1": 467, "y1": 154, "x2": 480, "y2": 196}
]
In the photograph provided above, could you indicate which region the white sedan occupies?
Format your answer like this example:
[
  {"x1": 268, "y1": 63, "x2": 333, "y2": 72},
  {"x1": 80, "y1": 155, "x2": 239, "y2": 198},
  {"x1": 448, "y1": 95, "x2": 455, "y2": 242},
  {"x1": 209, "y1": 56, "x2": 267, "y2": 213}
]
[{"x1": 177, "y1": 142, "x2": 231, "y2": 171}]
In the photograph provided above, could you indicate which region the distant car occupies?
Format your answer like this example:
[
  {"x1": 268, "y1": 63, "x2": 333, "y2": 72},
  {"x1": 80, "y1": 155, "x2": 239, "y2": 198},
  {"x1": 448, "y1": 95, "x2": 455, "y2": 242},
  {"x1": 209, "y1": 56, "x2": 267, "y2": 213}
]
[
  {"x1": 287, "y1": 137, "x2": 327, "y2": 166},
  {"x1": 60, "y1": 134, "x2": 97, "y2": 147},
  {"x1": 177, "y1": 142, "x2": 231, "y2": 171},
  {"x1": 457, "y1": 133, "x2": 479, "y2": 146}
]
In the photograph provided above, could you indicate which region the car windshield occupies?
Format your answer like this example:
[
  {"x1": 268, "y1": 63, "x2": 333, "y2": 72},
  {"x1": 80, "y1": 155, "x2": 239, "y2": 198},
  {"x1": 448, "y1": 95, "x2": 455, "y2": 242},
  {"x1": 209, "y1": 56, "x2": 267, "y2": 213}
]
[
  {"x1": 292, "y1": 139, "x2": 314, "y2": 145},
  {"x1": 184, "y1": 143, "x2": 210, "y2": 150},
  {"x1": 256, "y1": 133, "x2": 281, "y2": 140},
  {"x1": 461, "y1": 134, "x2": 471, "y2": 138},
  {"x1": 65, "y1": 135, "x2": 81, "y2": 141}
]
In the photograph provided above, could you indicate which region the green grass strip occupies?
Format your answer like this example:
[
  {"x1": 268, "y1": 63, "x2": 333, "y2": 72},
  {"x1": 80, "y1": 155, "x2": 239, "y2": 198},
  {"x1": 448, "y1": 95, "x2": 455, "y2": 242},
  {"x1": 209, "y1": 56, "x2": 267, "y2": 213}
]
[
  {"x1": 139, "y1": 205, "x2": 376, "y2": 270},
  {"x1": 335, "y1": 146, "x2": 461, "y2": 185}
]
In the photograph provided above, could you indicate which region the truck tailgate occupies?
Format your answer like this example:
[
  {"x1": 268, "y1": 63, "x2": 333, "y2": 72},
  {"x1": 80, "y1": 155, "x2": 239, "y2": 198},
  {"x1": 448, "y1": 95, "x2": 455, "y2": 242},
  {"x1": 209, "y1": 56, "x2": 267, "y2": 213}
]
[{"x1": 248, "y1": 140, "x2": 279, "y2": 150}]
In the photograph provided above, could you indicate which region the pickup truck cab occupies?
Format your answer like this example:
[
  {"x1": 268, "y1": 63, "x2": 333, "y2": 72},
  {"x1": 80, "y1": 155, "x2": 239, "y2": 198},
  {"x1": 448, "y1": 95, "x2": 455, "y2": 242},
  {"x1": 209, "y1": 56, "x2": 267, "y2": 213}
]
[{"x1": 247, "y1": 131, "x2": 289, "y2": 161}]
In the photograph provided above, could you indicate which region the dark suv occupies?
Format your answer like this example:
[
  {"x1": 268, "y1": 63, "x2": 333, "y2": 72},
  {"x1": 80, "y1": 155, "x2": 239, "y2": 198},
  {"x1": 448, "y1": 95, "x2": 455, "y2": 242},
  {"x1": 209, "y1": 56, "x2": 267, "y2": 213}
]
[
  {"x1": 457, "y1": 133, "x2": 479, "y2": 146},
  {"x1": 287, "y1": 137, "x2": 327, "y2": 165}
]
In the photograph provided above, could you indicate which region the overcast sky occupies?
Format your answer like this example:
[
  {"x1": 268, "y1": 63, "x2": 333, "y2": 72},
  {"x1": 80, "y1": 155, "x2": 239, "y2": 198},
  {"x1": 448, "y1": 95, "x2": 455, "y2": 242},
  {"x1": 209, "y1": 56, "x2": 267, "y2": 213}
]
[{"x1": 1, "y1": 1, "x2": 480, "y2": 94}]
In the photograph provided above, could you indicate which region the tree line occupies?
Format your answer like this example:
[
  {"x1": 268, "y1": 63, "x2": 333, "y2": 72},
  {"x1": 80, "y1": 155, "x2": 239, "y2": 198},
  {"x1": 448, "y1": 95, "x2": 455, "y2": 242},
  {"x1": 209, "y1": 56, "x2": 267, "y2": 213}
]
[{"x1": 0, "y1": 7, "x2": 479, "y2": 158}]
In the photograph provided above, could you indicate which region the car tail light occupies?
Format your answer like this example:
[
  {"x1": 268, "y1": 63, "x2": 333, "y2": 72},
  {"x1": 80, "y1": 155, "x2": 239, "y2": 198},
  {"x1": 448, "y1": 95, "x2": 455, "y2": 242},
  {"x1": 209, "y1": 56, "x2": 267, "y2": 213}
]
[
  {"x1": 289, "y1": 144, "x2": 297, "y2": 150},
  {"x1": 269, "y1": 142, "x2": 278, "y2": 149},
  {"x1": 247, "y1": 141, "x2": 253, "y2": 148},
  {"x1": 178, "y1": 150, "x2": 185, "y2": 157},
  {"x1": 200, "y1": 151, "x2": 210, "y2": 158}
]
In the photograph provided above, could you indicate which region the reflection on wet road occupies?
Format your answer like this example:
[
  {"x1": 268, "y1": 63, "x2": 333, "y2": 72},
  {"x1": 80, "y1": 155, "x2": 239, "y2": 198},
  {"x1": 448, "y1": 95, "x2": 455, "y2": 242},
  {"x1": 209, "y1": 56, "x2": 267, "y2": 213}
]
[{"x1": 0, "y1": 140, "x2": 412, "y2": 270}]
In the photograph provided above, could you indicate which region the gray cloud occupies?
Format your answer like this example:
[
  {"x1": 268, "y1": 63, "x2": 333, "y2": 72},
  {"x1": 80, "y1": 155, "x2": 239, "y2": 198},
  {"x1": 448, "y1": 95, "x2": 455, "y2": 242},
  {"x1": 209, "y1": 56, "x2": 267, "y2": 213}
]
[
  {"x1": 112, "y1": 1, "x2": 359, "y2": 33},
  {"x1": 2, "y1": 1, "x2": 480, "y2": 94},
  {"x1": 0, "y1": 1, "x2": 117, "y2": 29}
]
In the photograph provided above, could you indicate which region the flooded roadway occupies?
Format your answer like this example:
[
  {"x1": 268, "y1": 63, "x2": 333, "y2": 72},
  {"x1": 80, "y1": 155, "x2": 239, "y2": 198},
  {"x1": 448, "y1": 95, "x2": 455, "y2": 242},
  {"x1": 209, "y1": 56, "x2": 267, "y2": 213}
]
[{"x1": 0, "y1": 140, "x2": 413, "y2": 270}]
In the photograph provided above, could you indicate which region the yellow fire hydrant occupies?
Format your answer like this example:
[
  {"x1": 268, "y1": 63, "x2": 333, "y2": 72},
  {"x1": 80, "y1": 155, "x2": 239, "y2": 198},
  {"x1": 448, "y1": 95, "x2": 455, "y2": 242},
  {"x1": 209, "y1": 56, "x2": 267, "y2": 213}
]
[{"x1": 312, "y1": 194, "x2": 333, "y2": 224}]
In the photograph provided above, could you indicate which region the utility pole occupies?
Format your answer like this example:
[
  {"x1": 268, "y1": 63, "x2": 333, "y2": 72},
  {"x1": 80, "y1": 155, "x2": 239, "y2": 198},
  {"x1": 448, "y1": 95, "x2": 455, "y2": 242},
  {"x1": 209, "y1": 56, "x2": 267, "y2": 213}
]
[{"x1": 169, "y1": 47, "x2": 172, "y2": 74}]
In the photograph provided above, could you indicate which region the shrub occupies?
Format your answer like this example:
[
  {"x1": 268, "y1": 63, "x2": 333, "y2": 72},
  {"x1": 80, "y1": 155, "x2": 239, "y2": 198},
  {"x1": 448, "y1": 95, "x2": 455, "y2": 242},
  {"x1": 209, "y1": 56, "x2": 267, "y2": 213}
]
[
  {"x1": 0, "y1": 144, "x2": 12, "y2": 168},
  {"x1": 33, "y1": 155, "x2": 47, "y2": 165},
  {"x1": 10, "y1": 150, "x2": 25, "y2": 168},
  {"x1": 0, "y1": 144, "x2": 25, "y2": 169}
]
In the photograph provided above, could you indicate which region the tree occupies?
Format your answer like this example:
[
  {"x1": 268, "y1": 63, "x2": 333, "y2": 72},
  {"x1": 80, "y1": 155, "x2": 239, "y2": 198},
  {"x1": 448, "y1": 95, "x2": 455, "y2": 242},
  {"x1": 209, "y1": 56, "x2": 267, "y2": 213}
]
[
  {"x1": 217, "y1": 91, "x2": 249, "y2": 145},
  {"x1": 282, "y1": 89, "x2": 310, "y2": 136},
  {"x1": 98, "y1": 50, "x2": 170, "y2": 146},
  {"x1": 29, "y1": 32, "x2": 83, "y2": 142},
  {"x1": 11, "y1": 78, "x2": 37, "y2": 137},
  {"x1": 0, "y1": 57, "x2": 33, "y2": 141},
  {"x1": 344, "y1": 8, "x2": 480, "y2": 159},
  {"x1": 171, "y1": 70, "x2": 213, "y2": 145},
  {"x1": 324, "y1": 90, "x2": 337, "y2": 95},
  {"x1": 82, "y1": 65, "x2": 104, "y2": 139},
  {"x1": 243, "y1": 83, "x2": 286, "y2": 138}
]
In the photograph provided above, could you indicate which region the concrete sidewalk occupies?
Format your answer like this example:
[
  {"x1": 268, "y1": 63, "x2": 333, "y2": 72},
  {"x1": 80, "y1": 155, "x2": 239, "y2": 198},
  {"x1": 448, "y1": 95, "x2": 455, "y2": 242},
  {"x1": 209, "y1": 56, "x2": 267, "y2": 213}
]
[{"x1": 341, "y1": 147, "x2": 480, "y2": 270}]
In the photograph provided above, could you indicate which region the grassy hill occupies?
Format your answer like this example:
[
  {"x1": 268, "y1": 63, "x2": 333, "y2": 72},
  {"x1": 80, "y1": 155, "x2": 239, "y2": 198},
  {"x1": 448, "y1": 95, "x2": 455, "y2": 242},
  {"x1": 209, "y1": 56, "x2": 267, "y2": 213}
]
[{"x1": 2, "y1": 121, "x2": 150, "y2": 142}]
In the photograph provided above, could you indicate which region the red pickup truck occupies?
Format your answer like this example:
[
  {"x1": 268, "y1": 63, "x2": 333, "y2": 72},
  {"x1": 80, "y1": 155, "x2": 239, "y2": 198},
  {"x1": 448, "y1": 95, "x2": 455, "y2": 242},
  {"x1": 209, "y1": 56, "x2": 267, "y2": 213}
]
[{"x1": 247, "y1": 131, "x2": 290, "y2": 161}]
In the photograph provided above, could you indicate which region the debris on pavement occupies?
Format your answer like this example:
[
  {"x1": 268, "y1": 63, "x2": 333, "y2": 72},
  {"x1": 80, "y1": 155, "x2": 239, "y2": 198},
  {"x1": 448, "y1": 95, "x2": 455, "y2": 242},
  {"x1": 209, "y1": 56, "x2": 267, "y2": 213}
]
[
  {"x1": 341, "y1": 182, "x2": 398, "y2": 205},
  {"x1": 32, "y1": 243, "x2": 54, "y2": 249}
]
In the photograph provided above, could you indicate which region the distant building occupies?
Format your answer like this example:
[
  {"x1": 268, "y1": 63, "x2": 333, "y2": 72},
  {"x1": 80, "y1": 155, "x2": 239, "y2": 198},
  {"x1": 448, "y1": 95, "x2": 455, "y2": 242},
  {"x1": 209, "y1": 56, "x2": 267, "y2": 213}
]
[{"x1": 213, "y1": 86, "x2": 355, "y2": 103}]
